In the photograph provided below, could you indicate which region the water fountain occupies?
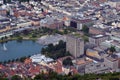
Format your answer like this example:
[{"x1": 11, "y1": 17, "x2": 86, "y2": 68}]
[{"x1": 3, "y1": 44, "x2": 7, "y2": 51}]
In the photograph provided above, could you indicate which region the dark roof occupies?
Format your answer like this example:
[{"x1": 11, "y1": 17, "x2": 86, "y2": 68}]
[
  {"x1": 110, "y1": 0, "x2": 120, "y2": 2},
  {"x1": 0, "y1": 19, "x2": 10, "y2": 22}
]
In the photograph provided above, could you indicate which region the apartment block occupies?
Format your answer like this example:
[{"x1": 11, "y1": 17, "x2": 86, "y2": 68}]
[{"x1": 66, "y1": 35, "x2": 84, "y2": 58}]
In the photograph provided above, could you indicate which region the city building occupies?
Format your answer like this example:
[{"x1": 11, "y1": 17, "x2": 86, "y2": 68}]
[
  {"x1": 40, "y1": 17, "x2": 64, "y2": 29},
  {"x1": 73, "y1": 58, "x2": 93, "y2": 74},
  {"x1": 66, "y1": 34, "x2": 84, "y2": 58},
  {"x1": 86, "y1": 48, "x2": 103, "y2": 60},
  {"x1": 100, "y1": 40, "x2": 120, "y2": 52},
  {"x1": 70, "y1": 18, "x2": 93, "y2": 30},
  {"x1": 108, "y1": 0, "x2": 120, "y2": 10},
  {"x1": 85, "y1": 62, "x2": 111, "y2": 74},
  {"x1": 89, "y1": 34, "x2": 109, "y2": 46},
  {"x1": 89, "y1": 27, "x2": 105, "y2": 35},
  {"x1": 30, "y1": 17, "x2": 40, "y2": 26},
  {"x1": 104, "y1": 55, "x2": 120, "y2": 72},
  {"x1": 0, "y1": 8, "x2": 7, "y2": 16}
]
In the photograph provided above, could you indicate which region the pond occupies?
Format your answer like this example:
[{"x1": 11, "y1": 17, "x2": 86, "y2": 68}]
[{"x1": 0, "y1": 40, "x2": 44, "y2": 62}]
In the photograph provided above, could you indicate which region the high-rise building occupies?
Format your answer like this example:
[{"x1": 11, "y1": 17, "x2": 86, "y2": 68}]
[{"x1": 66, "y1": 35, "x2": 84, "y2": 58}]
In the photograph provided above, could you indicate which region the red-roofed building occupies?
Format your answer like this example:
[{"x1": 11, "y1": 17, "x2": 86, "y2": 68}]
[
  {"x1": 29, "y1": 66, "x2": 40, "y2": 74},
  {"x1": 0, "y1": 64, "x2": 5, "y2": 69},
  {"x1": 54, "y1": 61, "x2": 63, "y2": 74}
]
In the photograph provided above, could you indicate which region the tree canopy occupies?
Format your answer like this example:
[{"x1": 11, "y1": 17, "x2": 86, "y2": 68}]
[
  {"x1": 41, "y1": 40, "x2": 70, "y2": 59},
  {"x1": 11, "y1": 75, "x2": 23, "y2": 80},
  {"x1": 82, "y1": 25, "x2": 89, "y2": 35},
  {"x1": 63, "y1": 57, "x2": 73, "y2": 66},
  {"x1": 109, "y1": 46, "x2": 116, "y2": 53}
]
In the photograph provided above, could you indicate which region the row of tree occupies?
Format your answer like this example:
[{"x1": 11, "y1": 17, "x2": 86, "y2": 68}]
[
  {"x1": 0, "y1": 56, "x2": 30, "y2": 64},
  {"x1": 1, "y1": 71, "x2": 120, "y2": 80}
]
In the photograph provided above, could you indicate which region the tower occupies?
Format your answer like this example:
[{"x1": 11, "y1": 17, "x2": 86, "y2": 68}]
[{"x1": 66, "y1": 35, "x2": 84, "y2": 58}]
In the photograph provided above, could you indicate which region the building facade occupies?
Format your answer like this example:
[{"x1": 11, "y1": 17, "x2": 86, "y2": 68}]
[
  {"x1": 89, "y1": 34, "x2": 109, "y2": 46},
  {"x1": 108, "y1": 0, "x2": 120, "y2": 10},
  {"x1": 66, "y1": 35, "x2": 84, "y2": 58},
  {"x1": 70, "y1": 18, "x2": 93, "y2": 30}
]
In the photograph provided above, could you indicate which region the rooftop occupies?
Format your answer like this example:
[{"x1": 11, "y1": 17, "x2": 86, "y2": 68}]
[{"x1": 106, "y1": 56, "x2": 118, "y2": 62}]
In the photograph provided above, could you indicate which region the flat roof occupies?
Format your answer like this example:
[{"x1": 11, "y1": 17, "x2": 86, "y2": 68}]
[{"x1": 95, "y1": 34, "x2": 103, "y2": 38}]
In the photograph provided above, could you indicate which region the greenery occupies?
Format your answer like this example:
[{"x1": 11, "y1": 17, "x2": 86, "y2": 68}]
[
  {"x1": 63, "y1": 57, "x2": 73, "y2": 66},
  {"x1": 82, "y1": 25, "x2": 89, "y2": 35},
  {"x1": 1, "y1": 72, "x2": 119, "y2": 80},
  {"x1": 0, "y1": 56, "x2": 30, "y2": 64},
  {"x1": 34, "y1": 72, "x2": 120, "y2": 80},
  {"x1": 16, "y1": 36, "x2": 23, "y2": 42},
  {"x1": 109, "y1": 46, "x2": 116, "y2": 53},
  {"x1": 82, "y1": 35, "x2": 89, "y2": 42},
  {"x1": 0, "y1": 27, "x2": 64, "y2": 43},
  {"x1": 11, "y1": 75, "x2": 23, "y2": 80},
  {"x1": 41, "y1": 40, "x2": 71, "y2": 59},
  {"x1": 0, "y1": 71, "x2": 120, "y2": 80},
  {"x1": 73, "y1": 32, "x2": 89, "y2": 43},
  {"x1": 63, "y1": 29, "x2": 68, "y2": 34},
  {"x1": 0, "y1": 26, "x2": 77, "y2": 43}
]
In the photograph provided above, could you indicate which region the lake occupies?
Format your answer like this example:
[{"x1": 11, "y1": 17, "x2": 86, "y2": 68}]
[{"x1": 0, "y1": 40, "x2": 44, "y2": 62}]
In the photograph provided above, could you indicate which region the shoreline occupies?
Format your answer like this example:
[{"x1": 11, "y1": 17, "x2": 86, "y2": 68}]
[
  {"x1": 0, "y1": 37, "x2": 38, "y2": 43},
  {"x1": 0, "y1": 40, "x2": 44, "y2": 63}
]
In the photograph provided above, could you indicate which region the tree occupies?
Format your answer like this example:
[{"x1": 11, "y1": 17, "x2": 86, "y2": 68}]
[
  {"x1": 6, "y1": 11, "x2": 10, "y2": 16},
  {"x1": 11, "y1": 75, "x2": 23, "y2": 80},
  {"x1": 82, "y1": 36, "x2": 89, "y2": 42},
  {"x1": 47, "y1": 43, "x2": 54, "y2": 52},
  {"x1": 109, "y1": 78, "x2": 119, "y2": 80},
  {"x1": 41, "y1": 8, "x2": 44, "y2": 12},
  {"x1": 109, "y1": 46, "x2": 116, "y2": 54},
  {"x1": 41, "y1": 48, "x2": 45, "y2": 54},
  {"x1": 32, "y1": 33, "x2": 37, "y2": 38},
  {"x1": 63, "y1": 57, "x2": 73, "y2": 66},
  {"x1": 34, "y1": 72, "x2": 45, "y2": 80},
  {"x1": 64, "y1": 29, "x2": 68, "y2": 34},
  {"x1": 17, "y1": 36, "x2": 23, "y2": 42},
  {"x1": 41, "y1": 40, "x2": 70, "y2": 59},
  {"x1": 58, "y1": 40, "x2": 66, "y2": 48},
  {"x1": 0, "y1": 77, "x2": 8, "y2": 80},
  {"x1": 19, "y1": 56, "x2": 27, "y2": 62},
  {"x1": 22, "y1": 30, "x2": 30, "y2": 35},
  {"x1": 4, "y1": 36, "x2": 8, "y2": 39},
  {"x1": 82, "y1": 25, "x2": 89, "y2": 35}
]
